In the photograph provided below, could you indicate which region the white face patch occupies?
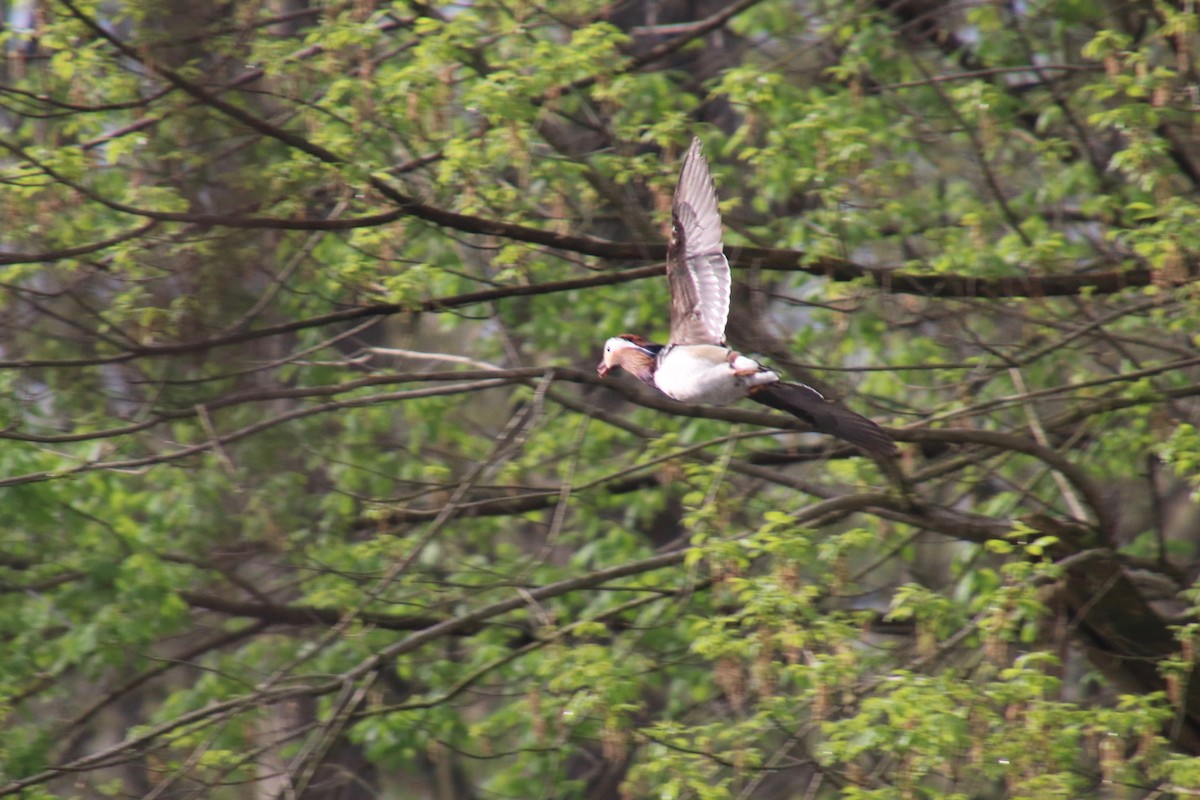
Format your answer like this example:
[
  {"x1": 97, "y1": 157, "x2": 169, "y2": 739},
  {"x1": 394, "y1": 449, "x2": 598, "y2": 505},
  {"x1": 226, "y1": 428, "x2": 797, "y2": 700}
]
[{"x1": 602, "y1": 337, "x2": 640, "y2": 368}]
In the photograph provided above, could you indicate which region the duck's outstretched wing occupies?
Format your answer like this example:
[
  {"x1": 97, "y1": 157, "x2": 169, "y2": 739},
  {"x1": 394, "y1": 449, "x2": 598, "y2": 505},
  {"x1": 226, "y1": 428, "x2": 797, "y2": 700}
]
[
  {"x1": 749, "y1": 382, "x2": 897, "y2": 457},
  {"x1": 667, "y1": 138, "x2": 731, "y2": 347}
]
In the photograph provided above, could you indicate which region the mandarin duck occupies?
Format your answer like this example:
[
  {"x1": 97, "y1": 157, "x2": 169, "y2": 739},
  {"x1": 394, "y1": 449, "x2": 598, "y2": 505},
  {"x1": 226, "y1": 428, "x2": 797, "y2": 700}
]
[{"x1": 597, "y1": 138, "x2": 897, "y2": 457}]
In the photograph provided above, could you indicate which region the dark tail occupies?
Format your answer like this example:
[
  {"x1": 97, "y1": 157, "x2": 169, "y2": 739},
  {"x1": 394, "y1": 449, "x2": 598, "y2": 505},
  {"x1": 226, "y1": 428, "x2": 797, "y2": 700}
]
[{"x1": 749, "y1": 382, "x2": 897, "y2": 457}]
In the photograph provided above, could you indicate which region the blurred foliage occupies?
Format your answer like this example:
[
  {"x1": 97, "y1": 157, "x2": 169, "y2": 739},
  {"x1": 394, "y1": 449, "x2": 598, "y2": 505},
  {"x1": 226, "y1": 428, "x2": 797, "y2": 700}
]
[{"x1": 1, "y1": 0, "x2": 1199, "y2": 798}]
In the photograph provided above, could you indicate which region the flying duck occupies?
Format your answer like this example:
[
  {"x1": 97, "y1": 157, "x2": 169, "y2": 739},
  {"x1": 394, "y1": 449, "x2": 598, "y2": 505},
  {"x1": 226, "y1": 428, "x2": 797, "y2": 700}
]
[{"x1": 597, "y1": 138, "x2": 897, "y2": 457}]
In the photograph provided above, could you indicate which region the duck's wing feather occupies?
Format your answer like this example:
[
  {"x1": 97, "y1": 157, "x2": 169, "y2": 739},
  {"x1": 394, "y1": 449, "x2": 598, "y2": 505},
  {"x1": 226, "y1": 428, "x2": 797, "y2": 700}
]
[
  {"x1": 749, "y1": 382, "x2": 898, "y2": 457},
  {"x1": 667, "y1": 138, "x2": 730, "y2": 346}
]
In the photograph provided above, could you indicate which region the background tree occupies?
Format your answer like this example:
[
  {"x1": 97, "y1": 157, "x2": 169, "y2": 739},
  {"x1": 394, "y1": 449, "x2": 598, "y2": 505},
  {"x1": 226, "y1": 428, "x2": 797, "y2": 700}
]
[{"x1": 1, "y1": 0, "x2": 1200, "y2": 798}]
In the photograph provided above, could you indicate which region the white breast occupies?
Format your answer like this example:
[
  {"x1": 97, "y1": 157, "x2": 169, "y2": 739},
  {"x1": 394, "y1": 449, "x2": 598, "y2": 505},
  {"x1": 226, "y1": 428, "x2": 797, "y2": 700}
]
[{"x1": 654, "y1": 345, "x2": 778, "y2": 405}]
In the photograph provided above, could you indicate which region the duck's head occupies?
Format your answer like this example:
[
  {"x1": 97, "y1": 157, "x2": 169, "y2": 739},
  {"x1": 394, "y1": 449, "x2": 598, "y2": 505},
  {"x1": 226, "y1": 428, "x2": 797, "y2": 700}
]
[{"x1": 597, "y1": 334, "x2": 659, "y2": 378}]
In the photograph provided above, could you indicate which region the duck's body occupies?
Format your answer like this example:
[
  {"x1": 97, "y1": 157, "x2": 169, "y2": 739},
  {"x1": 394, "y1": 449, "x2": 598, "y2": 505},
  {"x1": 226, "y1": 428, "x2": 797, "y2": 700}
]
[
  {"x1": 597, "y1": 138, "x2": 896, "y2": 457},
  {"x1": 653, "y1": 344, "x2": 777, "y2": 404}
]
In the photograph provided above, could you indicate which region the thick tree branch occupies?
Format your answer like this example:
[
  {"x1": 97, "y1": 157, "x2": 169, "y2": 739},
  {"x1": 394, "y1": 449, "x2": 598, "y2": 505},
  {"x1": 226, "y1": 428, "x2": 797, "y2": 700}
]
[
  {"x1": 0, "y1": 221, "x2": 158, "y2": 265},
  {"x1": 180, "y1": 591, "x2": 457, "y2": 632}
]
